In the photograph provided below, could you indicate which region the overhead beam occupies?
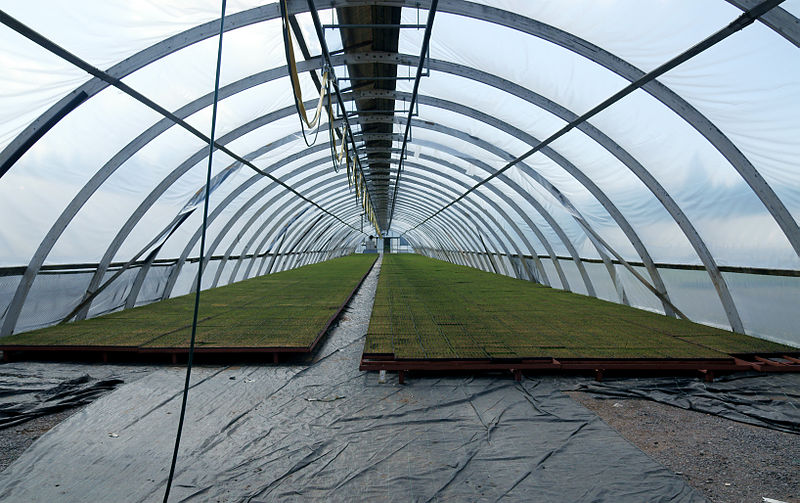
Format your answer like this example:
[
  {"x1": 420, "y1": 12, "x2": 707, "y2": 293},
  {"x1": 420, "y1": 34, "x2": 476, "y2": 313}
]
[
  {"x1": 386, "y1": 0, "x2": 439, "y2": 230},
  {"x1": 302, "y1": 0, "x2": 382, "y2": 233}
]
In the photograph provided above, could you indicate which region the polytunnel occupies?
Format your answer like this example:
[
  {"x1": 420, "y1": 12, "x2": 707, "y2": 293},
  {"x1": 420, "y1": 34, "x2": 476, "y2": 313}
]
[{"x1": 0, "y1": 1, "x2": 799, "y2": 502}]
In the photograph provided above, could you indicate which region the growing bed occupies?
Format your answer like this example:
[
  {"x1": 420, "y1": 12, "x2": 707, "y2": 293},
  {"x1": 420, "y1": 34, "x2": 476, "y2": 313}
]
[
  {"x1": 0, "y1": 255, "x2": 377, "y2": 361},
  {"x1": 362, "y1": 255, "x2": 798, "y2": 380}
]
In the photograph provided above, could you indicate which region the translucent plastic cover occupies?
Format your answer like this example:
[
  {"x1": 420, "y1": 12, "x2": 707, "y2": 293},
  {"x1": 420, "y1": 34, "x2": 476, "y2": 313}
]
[{"x1": 0, "y1": 1, "x2": 797, "y2": 344}]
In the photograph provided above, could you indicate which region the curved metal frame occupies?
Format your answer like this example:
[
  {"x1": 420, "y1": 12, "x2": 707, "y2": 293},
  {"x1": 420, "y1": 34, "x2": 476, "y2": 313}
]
[
  {"x1": 399, "y1": 161, "x2": 550, "y2": 283},
  {"x1": 162, "y1": 154, "x2": 511, "y2": 299},
  {"x1": 395, "y1": 204, "x2": 483, "y2": 265},
  {"x1": 96, "y1": 81, "x2": 597, "y2": 304},
  {"x1": 162, "y1": 157, "x2": 359, "y2": 298},
  {"x1": 358, "y1": 90, "x2": 667, "y2": 304},
  {"x1": 239, "y1": 197, "x2": 356, "y2": 281},
  {"x1": 184, "y1": 181, "x2": 356, "y2": 297},
  {"x1": 280, "y1": 214, "x2": 358, "y2": 271},
  {"x1": 428, "y1": 1, "x2": 800, "y2": 262},
  {"x1": 58, "y1": 66, "x2": 655, "y2": 320},
  {"x1": 95, "y1": 135, "x2": 574, "y2": 318},
  {"x1": 1, "y1": 0, "x2": 795, "y2": 264},
  {"x1": 391, "y1": 202, "x2": 492, "y2": 271},
  {"x1": 0, "y1": 85, "x2": 669, "y2": 330},
  {"x1": 366, "y1": 59, "x2": 747, "y2": 319},
  {"x1": 346, "y1": 121, "x2": 615, "y2": 299},
  {"x1": 339, "y1": 56, "x2": 762, "y2": 328},
  {"x1": 163, "y1": 148, "x2": 511, "y2": 292},
  {"x1": 191, "y1": 149, "x2": 554, "y2": 288},
  {"x1": 391, "y1": 182, "x2": 522, "y2": 275},
  {"x1": 169, "y1": 141, "x2": 580, "y2": 299},
  {"x1": 12, "y1": 62, "x2": 712, "y2": 326},
  {"x1": 394, "y1": 123, "x2": 604, "y2": 297},
  {"x1": 340, "y1": 64, "x2": 744, "y2": 322},
  {"x1": 211, "y1": 189, "x2": 350, "y2": 287},
  {"x1": 394, "y1": 172, "x2": 575, "y2": 283},
  {"x1": 3, "y1": 0, "x2": 795, "y2": 333},
  {"x1": 398, "y1": 186, "x2": 525, "y2": 277}
]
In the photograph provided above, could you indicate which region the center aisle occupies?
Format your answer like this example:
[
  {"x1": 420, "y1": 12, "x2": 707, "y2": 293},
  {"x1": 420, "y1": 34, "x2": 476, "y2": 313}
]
[{"x1": 0, "y1": 255, "x2": 701, "y2": 502}]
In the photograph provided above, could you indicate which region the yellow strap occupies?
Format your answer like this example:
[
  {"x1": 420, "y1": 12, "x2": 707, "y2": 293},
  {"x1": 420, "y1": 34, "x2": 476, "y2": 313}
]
[
  {"x1": 283, "y1": 2, "x2": 380, "y2": 235},
  {"x1": 284, "y1": 3, "x2": 329, "y2": 129},
  {"x1": 327, "y1": 99, "x2": 349, "y2": 167},
  {"x1": 339, "y1": 131, "x2": 349, "y2": 165}
]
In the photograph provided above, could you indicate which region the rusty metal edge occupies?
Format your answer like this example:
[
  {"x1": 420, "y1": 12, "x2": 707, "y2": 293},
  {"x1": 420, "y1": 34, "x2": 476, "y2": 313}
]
[{"x1": 359, "y1": 354, "x2": 800, "y2": 374}]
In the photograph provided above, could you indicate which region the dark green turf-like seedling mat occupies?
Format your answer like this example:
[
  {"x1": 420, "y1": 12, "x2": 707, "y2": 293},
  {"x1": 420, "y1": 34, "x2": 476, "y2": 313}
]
[
  {"x1": 0, "y1": 255, "x2": 377, "y2": 360},
  {"x1": 363, "y1": 255, "x2": 796, "y2": 368}
]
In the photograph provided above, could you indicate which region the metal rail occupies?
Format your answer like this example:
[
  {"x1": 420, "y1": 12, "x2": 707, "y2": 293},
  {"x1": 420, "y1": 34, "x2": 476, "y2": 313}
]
[
  {"x1": 302, "y1": 0, "x2": 382, "y2": 235},
  {"x1": 386, "y1": 0, "x2": 439, "y2": 230}
]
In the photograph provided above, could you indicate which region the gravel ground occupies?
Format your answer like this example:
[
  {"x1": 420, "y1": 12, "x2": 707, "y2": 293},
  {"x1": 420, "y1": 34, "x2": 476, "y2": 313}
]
[
  {"x1": 0, "y1": 362, "x2": 157, "y2": 474},
  {"x1": 0, "y1": 407, "x2": 81, "y2": 472},
  {"x1": 567, "y1": 391, "x2": 800, "y2": 503}
]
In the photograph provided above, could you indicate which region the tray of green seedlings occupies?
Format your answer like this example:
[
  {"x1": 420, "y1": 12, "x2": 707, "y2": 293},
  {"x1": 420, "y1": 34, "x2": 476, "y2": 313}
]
[
  {"x1": 0, "y1": 316, "x2": 171, "y2": 348},
  {"x1": 2, "y1": 254, "x2": 376, "y2": 351},
  {"x1": 141, "y1": 254, "x2": 375, "y2": 350},
  {"x1": 363, "y1": 333, "x2": 393, "y2": 355},
  {"x1": 0, "y1": 306, "x2": 198, "y2": 348},
  {"x1": 366, "y1": 254, "x2": 797, "y2": 362}
]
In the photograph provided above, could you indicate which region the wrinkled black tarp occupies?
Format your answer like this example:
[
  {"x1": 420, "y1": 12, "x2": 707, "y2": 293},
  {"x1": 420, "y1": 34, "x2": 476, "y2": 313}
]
[
  {"x1": 0, "y1": 260, "x2": 703, "y2": 502},
  {"x1": 574, "y1": 372, "x2": 800, "y2": 434},
  {"x1": 0, "y1": 363, "x2": 154, "y2": 429},
  {"x1": 0, "y1": 374, "x2": 121, "y2": 428}
]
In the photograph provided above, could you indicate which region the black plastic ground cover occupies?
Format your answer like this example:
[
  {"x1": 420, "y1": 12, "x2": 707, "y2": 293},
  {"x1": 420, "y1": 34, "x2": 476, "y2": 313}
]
[
  {"x1": 573, "y1": 372, "x2": 800, "y2": 434},
  {"x1": 0, "y1": 259, "x2": 705, "y2": 502},
  {"x1": 0, "y1": 375, "x2": 120, "y2": 429},
  {"x1": 0, "y1": 255, "x2": 377, "y2": 363},
  {"x1": 0, "y1": 362, "x2": 154, "y2": 429}
]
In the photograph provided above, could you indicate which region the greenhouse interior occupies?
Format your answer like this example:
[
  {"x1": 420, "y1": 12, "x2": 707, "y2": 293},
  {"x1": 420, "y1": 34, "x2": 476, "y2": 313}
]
[{"x1": 0, "y1": 1, "x2": 799, "y2": 501}]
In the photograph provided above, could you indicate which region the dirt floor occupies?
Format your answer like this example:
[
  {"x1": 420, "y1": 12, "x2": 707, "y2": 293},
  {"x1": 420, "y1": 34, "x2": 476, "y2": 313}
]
[{"x1": 567, "y1": 391, "x2": 800, "y2": 503}]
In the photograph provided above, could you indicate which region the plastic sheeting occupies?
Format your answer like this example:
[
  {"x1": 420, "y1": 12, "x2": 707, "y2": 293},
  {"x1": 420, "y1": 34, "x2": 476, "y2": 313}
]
[
  {"x1": 1, "y1": 0, "x2": 799, "y2": 343},
  {"x1": 0, "y1": 362, "x2": 154, "y2": 429},
  {"x1": 0, "y1": 258, "x2": 704, "y2": 502},
  {"x1": 574, "y1": 373, "x2": 800, "y2": 435}
]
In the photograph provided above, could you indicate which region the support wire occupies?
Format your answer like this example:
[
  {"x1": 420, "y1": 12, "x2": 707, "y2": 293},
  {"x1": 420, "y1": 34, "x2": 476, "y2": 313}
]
[{"x1": 162, "y1": 1, "x2": 227, "y2": 501}]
